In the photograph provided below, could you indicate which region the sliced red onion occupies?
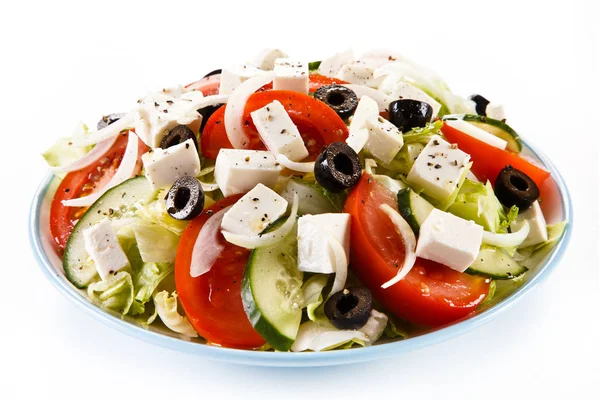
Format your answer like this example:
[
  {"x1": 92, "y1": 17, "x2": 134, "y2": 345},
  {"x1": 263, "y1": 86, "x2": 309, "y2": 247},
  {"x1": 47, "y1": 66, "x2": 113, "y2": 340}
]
[
  {"x1": 51, "y1": 135, "x2": 118, "y2": 173},
  {"x1": 72, "y1": 113, "x2": 134, "y2": 147},
  {"x1": 380, "y1": 204, "x2": 417, "y2": 289},
  {"x1": 221, "y1": 192, "x2": 298, "y2": 249},
  {"x1": 185, "y1": 74, "x2": 221, "y2": 91},
  {"x1": 190, "y1": 205, "x2": 232, "y2": 278},
  {"x1": 276, "y1": 154, "x2": 315, "y2": 173},
  {"x1": 224, "y1": 72, "x2": 275, "y2": 149},
  {"x1": 62, "y1": 131, "x2": 139, "y2": 208}
]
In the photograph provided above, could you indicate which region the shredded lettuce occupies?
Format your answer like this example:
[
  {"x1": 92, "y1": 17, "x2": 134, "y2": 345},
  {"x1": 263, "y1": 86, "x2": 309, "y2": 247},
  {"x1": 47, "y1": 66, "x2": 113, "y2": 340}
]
[
  {"x1": 133, "y1": 263, "x2": 174, "y2": 303},
  {"x1": 134, "y1": 189, "x2": 189, "y2": 235},
  {"x1": 153, "y1": 291, "x2": 198, "y2": 337},
  {"x1": 383, "y1": 315, "x2": 411, "y2": 339},
  {"x1": 514, "y1": 222, "x2": 568, "y2": 270},
  {"x1": 447, "y1": 180, "x2": 507, "y2": 232},
  {"x1": 403, "y1": 120, "x2": 444, "y2": 145},
  {"x1": 133, "y1": 221, "x2": 180, "y2": 263},
  {"x1": 279, "y1": 178, "x2": 345, "y2": 215},
  {"x1": 301, "y1": 275, "x2": 330, "y2": 322},
  {"x1": 42, "y1": 123, "x2": 93, "y2": 172},
  {"x1": 88, "y1": 271, "x2": 140, "y2": 315}
]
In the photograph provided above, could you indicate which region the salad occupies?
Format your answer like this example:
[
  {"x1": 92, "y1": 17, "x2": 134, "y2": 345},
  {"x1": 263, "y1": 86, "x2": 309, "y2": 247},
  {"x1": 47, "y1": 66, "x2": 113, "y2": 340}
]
[{"x1": 42, "y1": 48, "x2": 567, "y2": 352}]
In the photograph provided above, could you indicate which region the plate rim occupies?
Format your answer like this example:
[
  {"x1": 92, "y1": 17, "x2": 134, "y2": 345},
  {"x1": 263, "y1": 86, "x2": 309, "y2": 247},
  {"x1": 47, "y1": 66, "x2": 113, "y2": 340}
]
[{"x1": 29, "y1": 139, "x2": 573, "y2": 367}]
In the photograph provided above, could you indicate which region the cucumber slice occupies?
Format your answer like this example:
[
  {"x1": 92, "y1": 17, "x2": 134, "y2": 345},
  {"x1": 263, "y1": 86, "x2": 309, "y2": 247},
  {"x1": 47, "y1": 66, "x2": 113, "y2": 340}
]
[
  {"x1": 466, "y1": 247, "x2": 528, "y2": 280},
  {"x1": 443, "y1": 114, "x2": 522, "y2": 152},
  {"x1": 242, "y1": 221, "x2": 304, "y2": 351},
  {"x1": 63, "y1": 177, "x2": 153, "y2": 288},
  {"x1": 397, "y1": 188, "x2": 435, "y2": 235}
]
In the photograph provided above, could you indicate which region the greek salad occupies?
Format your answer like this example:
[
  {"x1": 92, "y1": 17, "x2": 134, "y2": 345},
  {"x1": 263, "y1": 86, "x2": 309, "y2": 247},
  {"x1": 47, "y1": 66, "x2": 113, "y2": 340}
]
[{"x1": 42, "y1": 48, "x2": 567, "y2": 351}]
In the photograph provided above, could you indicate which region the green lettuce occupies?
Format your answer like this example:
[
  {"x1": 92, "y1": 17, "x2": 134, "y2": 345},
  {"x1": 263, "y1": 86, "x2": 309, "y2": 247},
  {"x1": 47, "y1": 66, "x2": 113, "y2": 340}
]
[
  {"x1": 514, "y1": 222, "x2": 568, "y2": 270},
  {"x1": 133, "y1": 221, "x2": 180, "y2": 263},
  {"x1": 153, "y1": 291, "x2": 198, "y2": 337},
  {"x1": 135, "y1": 190, "x2": 189, "y2": 235},
  {"x1": 88, "y1": 271, "x2": 140, "y2": 315},
  {"x1": 301, "y1": 275, "x2": 330, "y2": 322},
  {"x1": 447, "y1": 179, "x2": 507, "y2": 232},
  {"x1": 133, "y1": 263, "x2": 174, "y2": 304},
  {"x1": 280, "y1": 177, "x2": 346, "y2": 215}
]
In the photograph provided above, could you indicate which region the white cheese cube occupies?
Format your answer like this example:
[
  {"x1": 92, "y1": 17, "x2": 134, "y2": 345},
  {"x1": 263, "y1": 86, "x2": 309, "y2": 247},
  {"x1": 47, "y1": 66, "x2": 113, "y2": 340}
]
[
  {"x1": 273, "y1": 59, "x2": 309, "y2": 94},
  {"x1": 389, "y1": 81, "x2": 441, "y2": 119},
  {"x1": 134, "y1": 90, "x2": 206, "y2": 148},
  {"x1": 416, "y1": 209, "x2": 483, "y2": 272},
  {"x1": 250, "y1": 100, "x2": 309, "y2": 161},
  {"x1": 407, "y1": 135, "x2": 471, "y2": 202},
  {"x1": 219, "y1": 64, "x2": 262, "y2": 95},
  {"x1": 336, "y1": 63, "x2": 384, "y2": 88},
  {"x1": 486, "y1": 103, "x2": 506, "y2": 121},
  {"x1": 298, "y1": 214, "x2": 351, "y2": 274},
  {"x1": 346, "y1": 96, "x2": 379, "y2": 153},
  {"x1": 221, "y1": 183, "x2": 288, "y2": 236},
  {"x1": 141, "y1": 139, "x2": 201, "y2": 190},
  {"x1": 214, "y1": 149, "x2": 282, "y2": 196},
  {"x1": 249, "y1": 48, "x2": 288, "y2": 70},
  {"x1": 83, "y1": 219, "x2": 129, "y2": 280},
  {"x1": 445, "y1": 119, "x2": 507, "y2": 150},
  {"x1": 511, "y1": 201, "x2": 548, "y2": 248},
  {"x1": 318, "y1": 49, "x2": 354, "y2": 77},
  {"x1": 364, "y1": 116, "x2": 403, "y2": 164}
]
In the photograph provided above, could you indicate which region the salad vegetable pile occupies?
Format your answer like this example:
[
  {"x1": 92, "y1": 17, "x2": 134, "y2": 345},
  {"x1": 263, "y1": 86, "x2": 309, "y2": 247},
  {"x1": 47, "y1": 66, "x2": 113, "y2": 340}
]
[{"x1": 42, "y1": 48, "x2": 567, "y2": 351}]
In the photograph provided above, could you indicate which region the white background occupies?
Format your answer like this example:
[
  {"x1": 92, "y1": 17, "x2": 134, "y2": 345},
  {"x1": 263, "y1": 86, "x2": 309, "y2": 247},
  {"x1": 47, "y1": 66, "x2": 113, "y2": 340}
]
[{"x1": 1, "y1": 0, "x2": 598, "y2": 398}]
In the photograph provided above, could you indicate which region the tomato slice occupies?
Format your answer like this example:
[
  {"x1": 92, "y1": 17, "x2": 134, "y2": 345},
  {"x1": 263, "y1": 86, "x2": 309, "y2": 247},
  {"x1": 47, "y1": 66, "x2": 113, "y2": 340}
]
[
  {"x1": 441, "y1": 122, "x2": 551, "y2": 189},
  {"x1": 201, "y1": 90, "x2": 349, "y2": 159},
  {"x1": 50, "y1": 133, "x2": 148, "y2": 254},
  {"x1": 174, "y1": 195, "x2": 266, "y2": 349},
  {"x1": 184, "y1": 76, "x2": 220, "y2": 96},
  {"x1": 308, "y1": 74, "x2": 349, "y2": 92},
  {"x1": 343, "y1": 173, "x2": 490, "y2": 327}
]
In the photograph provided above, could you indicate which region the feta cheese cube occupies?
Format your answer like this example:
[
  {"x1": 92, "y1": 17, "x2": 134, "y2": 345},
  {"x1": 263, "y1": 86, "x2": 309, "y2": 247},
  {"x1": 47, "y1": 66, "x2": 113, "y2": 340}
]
[
  {"x1": 249, "y1": 48, "x2": 288, "y2": 70},
  {"x1": 407, "y1": 135, "x2": 471, "y2": 202},
  {"x1": 214, "y1": 149, "x2": 282, "y2": 196},
  {"x1": 273, "y1": 59, "x2": 309, "y2": 94},
  {"x1": 511, "y1": 201, "x2": 548, "y2": 247},
  {"x1": 221, "y1": 183, "x2": 288, "y2": 236},
  {"x1": 134, "y1": 90, "x2": 206, "y2": 148},
  {"x1": 250, "y1": 100, "x2": 309, "y2": 161},
  {"x1": 336, "y1": 63, "x2": 384, "y2": 88},
  {"x1": 141, "y1": 139, "x2": 201, "y2": 190},
  {"x1": 445, "y1": 119, "x2": 507, "y2": 150},
  {"x1": 486, "y1": 103, "x2": 506, "y2": 121},
  {"x1": 219, "y1": 64, "x2": 262, "y2": 95},
  {"x1": 346, "y1": 95, "x2": 379, "y2": 152},
  {"x1": 318, "y1": 49, "x2": 354, "y2": 77},
  {"x1": 83, "y1": 219, "x2": 129, "y2": 280},
  {"x1": 416, "y1": 209, "x2": 483, "y2": 272},
  {"x1": 364, "y1": 116, "x2": 403, "y2": 164},
  {"x1": 298, "y1": 214, "x2": 351, "y2": 274},
  {"x1": 389, "y1": 81, "x2": 441, "y2": 119}
]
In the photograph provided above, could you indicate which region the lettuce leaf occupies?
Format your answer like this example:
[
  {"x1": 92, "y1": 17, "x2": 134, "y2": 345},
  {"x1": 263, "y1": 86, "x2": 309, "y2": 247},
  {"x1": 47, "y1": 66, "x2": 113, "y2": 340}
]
[
  {"x1": 153, "y1": 291, "x2": 198, "y2": 337},
  {"x1": 135, "y1": 189, "x2": 189, "y2": 235},
  {"x1": 133, "y1": 221, "x2": 180, "y2": 263},
  {"x1": 514, "y1": 222, "x2": 568, "y2": 270},
  {"x1": 279, "y1": 178, "x2": 345, "y2": 215},
  {"x1": 41, "y1": 123, "x2": 93, "y2": 170},
  {"x1": 447, "y1": 180, "x2": 507, "y2": 232},
  {"x1": 301, "y1": 275, "x2": 330, "y2": 322},
  {"x1": 88, "y1": 271, "x2": 138, "y2": 315}
]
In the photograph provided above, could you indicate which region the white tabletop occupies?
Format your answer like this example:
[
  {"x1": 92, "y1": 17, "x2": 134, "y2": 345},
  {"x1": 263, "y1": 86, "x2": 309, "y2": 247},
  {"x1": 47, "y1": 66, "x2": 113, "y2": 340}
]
[{"x1": 2, "y1": 1, "x2": 598, "y2": 399}]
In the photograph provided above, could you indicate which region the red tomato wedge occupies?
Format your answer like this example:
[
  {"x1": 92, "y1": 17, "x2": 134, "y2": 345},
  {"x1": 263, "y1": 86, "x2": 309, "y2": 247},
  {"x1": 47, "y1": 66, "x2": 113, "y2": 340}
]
[
  {"x1": 343, "y1": 174, "x2": 491, "y2": 327},
  {"x1": 184, "y1": 76, "x2": 220, "y2": 96},
  {"x1": 308, "y1": 74, "x2": 349, "y2": 92},
  {"x1": 201, "y1": 90, "x2": 349, "y2": 159},
  {"x1": 441, "y1": 122, "x2": 551, "y2": 189},
  {"x1": 175, "y1": 196, "x2": 266, "y2": 349},
  {"x1": 50, "y1": 133, "x2": 148, "y2": 254}
]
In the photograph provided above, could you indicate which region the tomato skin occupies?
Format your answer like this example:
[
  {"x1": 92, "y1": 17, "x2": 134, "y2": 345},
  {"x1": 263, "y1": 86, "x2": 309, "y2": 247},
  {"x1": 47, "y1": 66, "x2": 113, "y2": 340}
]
[
  {"x1": 308, "y1": 74, "x2": 349, "y2": 92},
  {"x1": 50, "y1": 133, "x2": 147, "y2": 253},
  {"x1": 441, "y1": 122, "x2": 551, "y2": 189},
  {"x1": 184, "y1": 76, "x2": 220, "y2": 95},
  {"x1": 201, "y1": 90, "x2": 349, "y2": 159},
  {"x1": 174, "y1": 196, "x2": 266, "y2": 349},
  {"x1": 344, "y1": 174, "x2": 490, "y2": 327}
]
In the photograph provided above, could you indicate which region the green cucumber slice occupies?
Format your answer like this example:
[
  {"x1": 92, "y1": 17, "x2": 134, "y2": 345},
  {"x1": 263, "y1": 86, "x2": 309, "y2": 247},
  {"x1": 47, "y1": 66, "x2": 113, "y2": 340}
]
[
  {"x1": 443, "y1": 114, "x2": 522, "y2": 152},
  {"x1": 397, "y1": 188, "x2": 435, "y2": 235},
  {"x1": 466, "y1": 247, "x2": 528, "y2": 280},
  {"x1": 242, "y1": 221, "x2": 304, "y2": 351},
  {"x1": 63, "y1": 177, "x2": 153, "y2": 288}
]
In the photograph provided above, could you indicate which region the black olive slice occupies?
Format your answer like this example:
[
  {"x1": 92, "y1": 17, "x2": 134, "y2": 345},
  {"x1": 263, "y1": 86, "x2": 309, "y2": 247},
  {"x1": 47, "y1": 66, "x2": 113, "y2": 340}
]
[
  {"x1": 388, "y1": 99, "x2": 433, "y2": 133},
  {"x1": 324, "y1": 287, "x2": 373, "y2": 330},
  {"x1": 314, "y1": 142, "x2": 362, "y2": 193},
  {"x1": 202, "y1": 69, "x2": 222, "y2": 79},
  {"x1": 97, "y1": 113, "x2": 126, "y2": 130},
  {"x1": 469, "y1": 94, "x2": 490, "y2": 116},
  {"x1": 160, "y1": 125, "x2": 198, "y2": 150},
  {"x1": 314, "y1": 85, "x2": 358, "y2": 120},
  {"x1": 166, "y1": 176, "x2": 205, "y2": 220},
  {"x1": 494, "y1": 165, "x2": 540, "y2": 209}
]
